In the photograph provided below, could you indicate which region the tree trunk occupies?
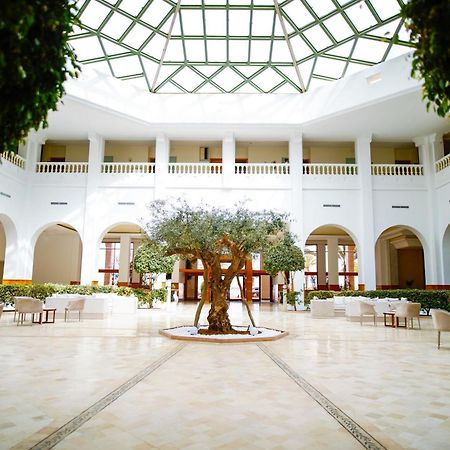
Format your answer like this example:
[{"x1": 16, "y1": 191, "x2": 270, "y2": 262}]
[{"x1": 207, "y1": 286, "x2": 233, "y2": 333}]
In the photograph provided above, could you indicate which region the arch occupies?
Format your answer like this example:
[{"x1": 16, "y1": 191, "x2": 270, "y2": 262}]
[
  {"x1": 443, "y1": 223, "x2": 450, "y2": 285},
  {"x1": 32, "y1": 223, "x2": 83, "y2": 285},
  {"x1": 304, "y1": 224, "x2": 359, "y2": 291},
  {"x1": 97, "y1": 222, "x2": 146, "y2": 286},
  {"x1": 375, "y1": 225, "x2": 426, "y2": 289},
  {"x1": 304, "y1": 223, "x2": 360, "y2": 252},
  {"x1": 30, "y1": 221, "x2": 83, "y2": 250},
  {"x1": 0, "y1": 214, "x2": 18, "y2": 283}
]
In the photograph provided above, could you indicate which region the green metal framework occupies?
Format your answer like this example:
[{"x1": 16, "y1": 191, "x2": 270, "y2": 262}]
[{"x1": 69, "y1": 0, "x2": 413, "y2": 93}]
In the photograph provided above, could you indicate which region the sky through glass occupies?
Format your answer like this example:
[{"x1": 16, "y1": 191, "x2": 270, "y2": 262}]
[{"x1": 69, "y1": 0, "x2": 413, "y2": 93}]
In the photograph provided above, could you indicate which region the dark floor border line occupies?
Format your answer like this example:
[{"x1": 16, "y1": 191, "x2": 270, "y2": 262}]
[
  {"x1": 257, "y1": 344, "x2": 387, "y2": 450},
  {"x1": 29, "y1": 343, "x2": 186, "y2": 450}
]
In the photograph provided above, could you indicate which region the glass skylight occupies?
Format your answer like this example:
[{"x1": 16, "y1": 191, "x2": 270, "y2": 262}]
[{"x1": 70, "y1": 0, "x2": 413, "y2": 93}]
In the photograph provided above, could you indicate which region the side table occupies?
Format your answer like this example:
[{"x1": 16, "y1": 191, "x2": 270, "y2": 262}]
[
  {"x1": 32, "y1": 308, "x2": 57, "y2": 324},
  {"x1": 383, "y1": 311, "x2": 407, "y2": 328}
]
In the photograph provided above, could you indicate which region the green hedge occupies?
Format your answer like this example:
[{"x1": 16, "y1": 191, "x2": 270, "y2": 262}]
[
  {"x1": 0, "y1": 283, "x2": 137, "y2": 306},
  {"x1": 305, "y1": 289, "x2": 450, "y2": 315}
]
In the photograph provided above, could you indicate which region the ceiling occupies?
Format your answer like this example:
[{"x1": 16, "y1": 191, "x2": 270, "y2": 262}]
[{"x1": 70, "y1": 0, "x2": 413, "y2": 94}]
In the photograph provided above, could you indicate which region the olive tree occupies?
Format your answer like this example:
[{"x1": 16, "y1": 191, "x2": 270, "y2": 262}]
[
  {"x1": 0, "y1": 0, "x2": 80, "y2": 152},
  {"x1": 401, "y1": 0, "x2": 450, "y2": 117},
  {"x1": 263, "y1": 235, "x2": 304, "y2": 309},
  {"x1": 144, "y1": 200, "x2": 288, "y2": 334}
]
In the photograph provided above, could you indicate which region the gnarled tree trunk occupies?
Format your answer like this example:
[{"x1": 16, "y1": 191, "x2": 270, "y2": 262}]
[{"x1": 207, "y1": 285, "x2": 233, "y2": 333}]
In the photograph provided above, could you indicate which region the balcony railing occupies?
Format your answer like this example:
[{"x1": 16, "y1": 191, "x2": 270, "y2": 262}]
[
  {"x1": 101, "y1": 162, "x2": 155, "y2": 174},
  {"x1": 168, "y1": 162, "x2": 222, "y2": 174},
  {"x1": 36, "y1": 162, "x2": 88, "y2": 173},
  {"x1": 235, "y1": 163, "x2": 290, "y2": 175},
  {"x1": 1, "y1": 151, "x2": 25, "y2": 168},
  {"x1": 303, "y1": 163, "x2": 358, "y2": 175},
  {"x1": 436, "y1": 154, "x2": 450, "y2": 172},
  {"x1": 371, "y1": 164, "x2": 423, "y2": 176}
]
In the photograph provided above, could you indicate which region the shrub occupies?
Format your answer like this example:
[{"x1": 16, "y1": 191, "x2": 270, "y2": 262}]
[
  {"x1": 150, "y1": 288, "x2": 167, "y2": 304},
  {"x1": 305, "y1": 289, "x2": 450, "y2": 315}
]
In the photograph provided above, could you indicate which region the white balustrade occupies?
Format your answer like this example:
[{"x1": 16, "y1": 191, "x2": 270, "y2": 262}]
[
  {"x1": 371, "y1": 164, "x2": 423, "y2": 176},
  {"x1": 436, "y1": 154, "x2": 450, "y2": 172},
  {"x1": 101, "y1": 162, "x2": 155, "y2": 174},
  {"x1": 234, "y1": 163, "x2": 290, "y2": 175},
  {"x1": 303, "y1": 163, "x2": 358, "y2": 175},
  {"x1": 35, "y1": 162, "x2": 88, "y2": 173},
  {"x1": 1, "y1": 151, "x2": 25, "y2": 168},
  {"x1": 168, "y1": 162, "x2": 222, "y2": 175}
]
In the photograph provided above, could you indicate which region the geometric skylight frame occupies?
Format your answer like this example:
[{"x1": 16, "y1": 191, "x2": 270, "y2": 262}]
[{"x1": 69, "y1": 0, "x2": 413, "y2": 93}]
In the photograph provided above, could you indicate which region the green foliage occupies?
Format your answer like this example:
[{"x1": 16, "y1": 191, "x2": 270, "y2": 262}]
[
  {"x1": 150, "y1": 288, "x2": 167, "y2": 303},
  {"x1": 0, "y1": 0, "x2": 80, "y2": 152},
  {"x1": 263, "y1": 235, "x2": 304, "y2": 286},
  {"x1": 401, "y1": 0, "x2": 450, "y2": 117},
  {"x1": 0, "y1": 283, "x2": 136, "y2": 306},
  {"x1": 305, "y1": 289, "x2": 450, "y2": 314},
  {"x1": 145, "y1": 200, "x2": 287, "y2": 263},
  {"x1": 133, "y1": 240, "x2": 177, "y2": 276},
  {"x1": 132, "y1": 288, "x2": 152, "y2": 307},
  {"x1": 286, "y1": 291, "x2": 301, "y2": 311}
]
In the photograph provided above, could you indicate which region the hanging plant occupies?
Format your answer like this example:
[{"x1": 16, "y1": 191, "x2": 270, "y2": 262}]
[
  {"x1": 0, "y1": 0, "x2": 80, "y2": 152},
  {"x1": 401, "y1": 0, "x2": 450, "y2": 117}
]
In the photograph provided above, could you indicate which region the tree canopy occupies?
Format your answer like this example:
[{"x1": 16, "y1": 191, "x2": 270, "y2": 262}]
[
  {"x1": 0, "y1": 0, "x2": 80, "y2": 152},
  {"x1": 401, "y1": 0, "x2": 450, "y2": 118},
  {"x1": 144, "y1": 200, "x2": 293, "y2": 333},
  {"x1": 263, "y1": 235, "x2": 305, "y2": 289},
  {"x1": 133, "y1": 240, "x2": 177, "y2": 277}
]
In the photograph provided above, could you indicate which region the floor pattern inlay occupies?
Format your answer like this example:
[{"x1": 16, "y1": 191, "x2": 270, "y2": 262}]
[
  {"x1": 258, "y1": 343, "x2": 387, "y2": 450},
  {"x1": 29, "y1": 343, "x2": 186, "y2": 450}
]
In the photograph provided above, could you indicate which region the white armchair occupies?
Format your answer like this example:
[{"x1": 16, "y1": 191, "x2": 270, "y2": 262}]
[
  {"x1": 394, "y1": 302, "x2": 421, "y2": 329},
  {"x1": 356, "y1": 300, "x2": 377, "y2": 326},
  {"x1": 14, "y1": 297, "x2": 43, "y2": 325},
  {"x1": 431, "y1": 309, "x2": 450, "y2": 349},
  {"x1": 64, "y1": 298, "x2": 86, "y2": 322}
]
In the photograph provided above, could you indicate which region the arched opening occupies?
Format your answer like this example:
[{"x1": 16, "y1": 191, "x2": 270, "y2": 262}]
[
  {"x1": 375, "y1": 226, "x2": 425, "y2": 289},
  {"x1": 0, "y1": 221, "x2": 5, "y2": 282},
  {"x1": 304, "y1": 225, "x2": 358, "y2": 291},
  {"x1": 32, "y1": 223, "x2": 82, "y2": 284},
  {"x1": 443, "y1": 224, "x2": 450, "y2": 286},
  {"x1": 98, "y1": 223, "x2": 145, "y2": 286},
  {"x1": 0, "y1": 214, "x2": 18, "y2": 283}
]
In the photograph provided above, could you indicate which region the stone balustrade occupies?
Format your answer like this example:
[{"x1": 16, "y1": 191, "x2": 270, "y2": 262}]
[
  {"x1": 235, "y1": 163, "x2": 290, "y2": 175},
  {"x1": 1, "y1": 151, "x2": 25, "y2": 168},
  {"x1": 101, "y1": 162, "x2": 155, "y2": 174},
  {"x1": 168, "y1": 162, "x2": 222, "y2": 175},
  {"x1": 35, "y1": 162, "x2": 89, "y2": 173},
  {"x1": 371, "y1": 164, "x2": 423, "y2": 176},
  {"x1": 303, "y1": 163, "x2": 358, "y2": 175},
  {"x1": 436, "y1": 154, "x2": 450, "y2": 172}
]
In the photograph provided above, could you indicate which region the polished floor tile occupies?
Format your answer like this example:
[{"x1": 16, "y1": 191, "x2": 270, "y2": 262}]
[{"x1": 0, "y1": 302, "x2": 449, "y2": 450}]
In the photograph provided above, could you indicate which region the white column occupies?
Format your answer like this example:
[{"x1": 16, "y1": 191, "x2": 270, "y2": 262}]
[
  {"x1": 317, "y1": 242, "x2": 326, "y2": 289},
  {"x1": 222, "y1": 134, "x2": 235, "y2": 187},
  {"x1": 80, "y1": 133, "x2": 105, "y2": 285},
  {"x1": 415, "y1": 134, "x2": 442, "y2": 287},
  {"x1": 356, "y1": 135, "x2": 376, "y2": 290},
  {"x1": 24, "y1": 132, "x2": 45, "y2": 173},
  {"x1": 375, "y1": 239, "x2": 391, "y2": 288},
  {"x1": 327, "y1": 237, "x2": 339, "y2": 289},
  {"x1": 289, "y1": 133, "x2": 304, "y2": 296},
  {"x1": 2, "y1": 231, "x2": 34, "y2": 282},
  {"x1": 154, "y1": 134, "x2": 169, "y2": 199},
  {"x1": 118, "y1": 235, "x2": 131, "y2": 284}
]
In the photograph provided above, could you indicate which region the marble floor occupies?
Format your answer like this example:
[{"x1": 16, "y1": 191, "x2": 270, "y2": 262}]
[{"x1": 0, "y1": 302, "x2": 449, "y2": 450}]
